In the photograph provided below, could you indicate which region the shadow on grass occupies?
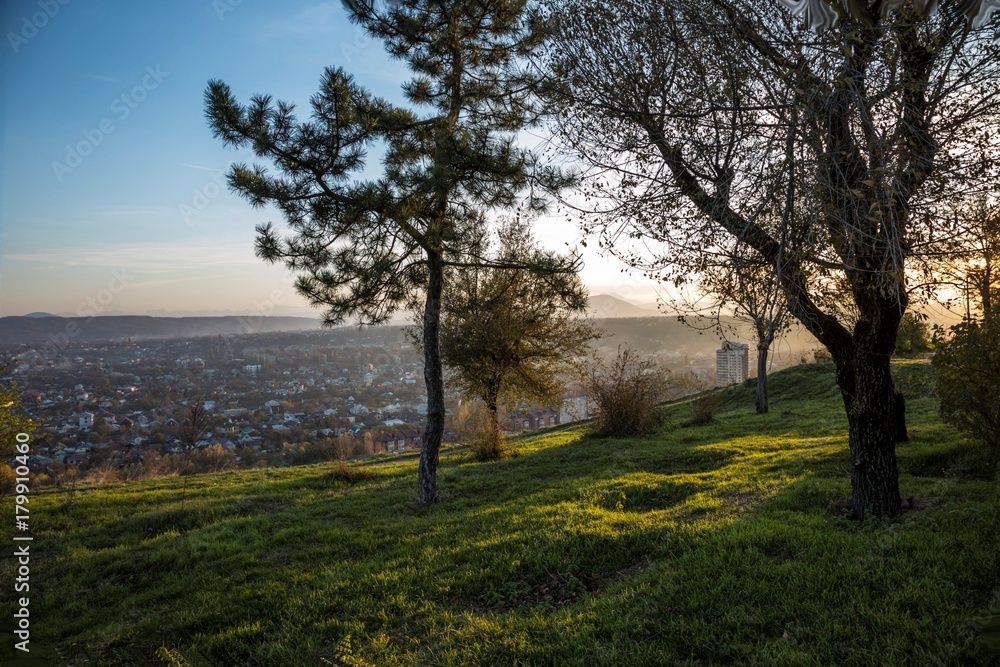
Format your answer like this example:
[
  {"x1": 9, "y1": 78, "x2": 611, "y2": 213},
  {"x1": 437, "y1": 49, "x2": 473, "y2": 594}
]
[{"x1": 441, "y1": 471, "x2": 997, "y2": 666}]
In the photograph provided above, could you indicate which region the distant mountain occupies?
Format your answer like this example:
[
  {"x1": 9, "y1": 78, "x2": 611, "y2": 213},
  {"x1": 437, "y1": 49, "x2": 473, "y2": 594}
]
[
  {"x1": 588, "y1": 294, "x2": 663, "y2": 319},
  {"x1": 0, "y1": 315, "x2": 325, "y2": 346},
  {"x1": 137, "y1": 306, "x2": 321, "y2": 318},
  {"x1": 23, "y1": 312, "x2": 60, "y2": 318}
]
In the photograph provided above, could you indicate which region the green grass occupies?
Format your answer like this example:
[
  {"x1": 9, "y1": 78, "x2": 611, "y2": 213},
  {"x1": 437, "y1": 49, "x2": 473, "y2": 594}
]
[{"x1": 2, "y1": 361, "x2": 998, "y2": 666}]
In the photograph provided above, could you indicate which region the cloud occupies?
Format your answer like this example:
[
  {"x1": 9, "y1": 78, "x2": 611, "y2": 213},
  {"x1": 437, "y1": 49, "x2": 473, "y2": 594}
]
[{"x1": 180, "y1": 163, "x2": 226, "y2": 172}]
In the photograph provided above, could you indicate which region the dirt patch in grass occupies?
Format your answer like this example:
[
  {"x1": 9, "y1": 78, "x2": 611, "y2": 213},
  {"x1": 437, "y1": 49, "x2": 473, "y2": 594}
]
[{"x1": 720, "y1": 491, "x2": 764, "y2": 510}]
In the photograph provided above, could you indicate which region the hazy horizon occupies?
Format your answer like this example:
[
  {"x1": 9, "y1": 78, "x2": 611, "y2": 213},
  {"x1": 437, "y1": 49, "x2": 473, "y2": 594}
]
[{"x1": 0, "y1": 290, "x2": 664, "y2": 320}]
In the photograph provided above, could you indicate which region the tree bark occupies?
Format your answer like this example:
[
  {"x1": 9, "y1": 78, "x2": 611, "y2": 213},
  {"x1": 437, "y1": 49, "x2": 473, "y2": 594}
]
[
  {"x1": 482, "y1": 384, "x2": 505, "y2": 459},
  {"x1": 418, "y1": 250, "x2": 445, "y2": 506},
  {"x1": 773, "y1": 274, "x2": 904, "y2": 519},
  {"x1": 892, "y1": 390, "x2": 909, "y2": 443},
  {"x1": 486, "y1": 393, "x2": 501, "y2": 444},
  {"x1": 755, "y1": 344, "x2": 769, "y2": 414},
  {"x1": 835, "y1": 352, "x2": 903, "y2": 519}
]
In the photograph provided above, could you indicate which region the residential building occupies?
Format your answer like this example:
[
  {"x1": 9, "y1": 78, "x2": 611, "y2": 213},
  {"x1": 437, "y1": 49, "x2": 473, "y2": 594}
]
[{"x1": 716, "y1": 342, "x2": 749, "y2": 387}]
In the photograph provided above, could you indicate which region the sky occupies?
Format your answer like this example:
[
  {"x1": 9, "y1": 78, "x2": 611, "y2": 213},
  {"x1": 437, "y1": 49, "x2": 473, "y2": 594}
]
[{"x1": 0, "y1": 0, "x2": 661, "y2": 319}]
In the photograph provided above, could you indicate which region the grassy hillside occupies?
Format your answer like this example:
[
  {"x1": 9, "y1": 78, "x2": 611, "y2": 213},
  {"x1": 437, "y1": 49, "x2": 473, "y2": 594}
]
[{"x1": 2, "y1": 362, "x2": 997, "y2": 666}]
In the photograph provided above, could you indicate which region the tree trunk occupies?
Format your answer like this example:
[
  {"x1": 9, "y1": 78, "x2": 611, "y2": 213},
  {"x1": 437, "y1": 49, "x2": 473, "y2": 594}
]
[
  {"x1": 836, "y1": 353, "x2": 903, "y2": 519},
  {"x1": 486, "y1": 395, "x2": 501, "y2": 444},
  {"x1": 892, "y1": 390, "x2": 909, "y2": 443},
  {"x1": 418, "y1": 250, "x2": 445, "y2": 506},
  {"x1": 480, "y1": 383, "x2": 506, "y2": 461},
  {"x1": 755, "y1": 344, "x2": 769, "y2": 414}
]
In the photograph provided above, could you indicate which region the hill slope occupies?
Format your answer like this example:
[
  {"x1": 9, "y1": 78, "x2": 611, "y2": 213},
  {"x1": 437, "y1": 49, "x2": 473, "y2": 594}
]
[{"x1": 2, "y1": 362, "x2": 997, "y2": 665}]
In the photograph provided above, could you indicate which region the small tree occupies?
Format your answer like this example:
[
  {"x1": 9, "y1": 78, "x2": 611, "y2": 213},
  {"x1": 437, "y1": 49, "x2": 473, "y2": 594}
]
[
  {"x1": 588, "y1": 347, "x2": 668, "y2": 438},
  {"x1": 427, "y1": 219, "x2": 598, "y2": 460},
  {"x1": 693, "y1": 248, "x2": 790, "y2": 414},
  {"x1": 932, "y1": 312, "x2": 1000, "y2": 478},
  {"x1": 933, "y1": 197, "x2": 1000, "y2": 319},
  {"x1": 178, "y1": 400, "x2": 211, "y2": 508},
  {"x1": 179, "y1": 401, "x2": 211, "y2": 455}
]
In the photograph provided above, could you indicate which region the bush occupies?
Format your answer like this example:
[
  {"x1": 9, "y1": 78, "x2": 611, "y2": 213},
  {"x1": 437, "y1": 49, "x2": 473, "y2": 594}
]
[
  {"x1": 812, "y1": 347, "x2": 832, "y2": 363},
  {"x1": 932, "y1": 313, "x2": 1000, "y2": 478},
  {"x1": 325, "y1": 460, "x2": 377, "y2": 484},
  {"x1": 689, "y1": 394, "x2": 720, "y2": 426},
  {"x1": 190, "y1": 444, "x2": 237, "y2": 474},
  {"x1": 452, "y1": 401, "x2": 509, "y2": 461},
  {"x1": 587, "y1": 347, "x2": 668, "y2": 438},
  {"x1": 895, "y1": 312, "x2": 932, "y2": 357},
  {"x1": 469, "y1": 419, "x2": 509, "y2": 462}
]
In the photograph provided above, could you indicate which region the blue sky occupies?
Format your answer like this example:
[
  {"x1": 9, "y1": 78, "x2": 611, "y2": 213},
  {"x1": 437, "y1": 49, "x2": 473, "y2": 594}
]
[{"x1": 0, "y1": 0, "x2": 654, "y2": 318}]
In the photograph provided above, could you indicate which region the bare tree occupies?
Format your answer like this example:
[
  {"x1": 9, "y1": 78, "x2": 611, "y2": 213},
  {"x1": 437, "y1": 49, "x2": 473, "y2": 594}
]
[
  {"x1": 179, "y1": 401, "x2": 211, "y2": 456},
  {"x1": 931, "y1": 197, "x2": 1000, "y2": 319},
  {"x1": 693, "y1": 248, "x2": 791, "y2": 414},
  {"x1": 178, "y1": 400, "x2": 211, "y2": 510},
  {"x1": 546, "y1": 0, "x2": 1000, "y2": 517}
]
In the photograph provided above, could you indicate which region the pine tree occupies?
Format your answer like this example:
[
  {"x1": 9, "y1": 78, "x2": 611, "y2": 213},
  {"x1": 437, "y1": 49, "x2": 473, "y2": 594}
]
[{"x1": 205, "y1": 0, "x2": 567, "y2": 504}]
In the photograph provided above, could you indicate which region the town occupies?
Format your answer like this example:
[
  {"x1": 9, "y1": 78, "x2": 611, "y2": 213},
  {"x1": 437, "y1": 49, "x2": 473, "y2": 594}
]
[{"x1": 1, "y1": 316, "x2": 794, "y2": 485}]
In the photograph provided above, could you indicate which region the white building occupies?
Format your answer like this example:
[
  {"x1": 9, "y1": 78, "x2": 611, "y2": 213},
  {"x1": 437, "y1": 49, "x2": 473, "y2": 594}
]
[
  {"x1": 79, "y1": 412, "x2": 94, "y2": 430},
  {"x1": 560, "y1": 396, "x2": 590, "y2": 424},
  {"x1": 716, "y1": 342, "x2": 749, "y2": 387}
]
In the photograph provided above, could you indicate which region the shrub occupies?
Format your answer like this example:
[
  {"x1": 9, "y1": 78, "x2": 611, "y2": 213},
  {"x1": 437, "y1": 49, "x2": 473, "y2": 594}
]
[
  {"x1": 469, "y1": 418, "x2": 509, "y2": 462},
  {"x1": 891, "y1": 362, "x2": 937, "y2": 399},
  {"x1": 587, "y1": 347, "x2": 668, "y2": 438},
  {"x1": 325, "y1": 460, "x2": 377, "y2": 484},
  {"x1": 812, "y1": 347, "x2": 832, "y2": 362},
  {"x1": 932, "y1": 313, "x2": 1000, "y2": 478},
  {"x1": 895, "y1": 312, "x2": 932, "y2": 357},
  {"x1": 452, "y1": 401, "x2": 509, "y2": 461},
  {"x1": 190, "y1": 444, "x2": 237, "y2": 474},
  {"x1": 689, "y1": 394, "x2": 720, "y2": 426}
]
